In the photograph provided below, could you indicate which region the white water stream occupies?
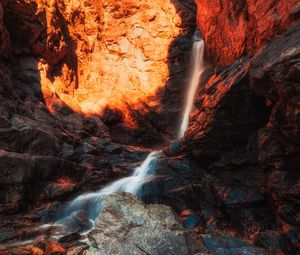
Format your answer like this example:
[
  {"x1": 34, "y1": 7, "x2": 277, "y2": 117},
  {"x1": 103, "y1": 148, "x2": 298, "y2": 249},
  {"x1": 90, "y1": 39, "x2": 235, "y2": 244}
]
[
  {"x1": 53, "y1": 36, "x2": 206, "y2": 229},
  {"x1": 178, "y1": 38, "x2": 206, "y2": 138}
]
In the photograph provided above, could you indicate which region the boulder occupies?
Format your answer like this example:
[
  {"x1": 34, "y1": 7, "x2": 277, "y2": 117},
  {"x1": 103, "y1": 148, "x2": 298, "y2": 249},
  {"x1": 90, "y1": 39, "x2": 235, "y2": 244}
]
[{"x1": 86, "y1": 192, "x2": 206, "y2": 255}]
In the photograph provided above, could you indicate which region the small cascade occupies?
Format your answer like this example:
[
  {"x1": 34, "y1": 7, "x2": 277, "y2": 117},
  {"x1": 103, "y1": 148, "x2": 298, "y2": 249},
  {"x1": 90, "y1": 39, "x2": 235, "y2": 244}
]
[
  {"x1": 49, "y1": 34, "x2": 206, "y2": 233},
  {"x1": 52, "y1": 151, "x2": 162, "y2": 228},
  {"x1": 178, "y1": 37, "x2": 206, "y2": 138}
]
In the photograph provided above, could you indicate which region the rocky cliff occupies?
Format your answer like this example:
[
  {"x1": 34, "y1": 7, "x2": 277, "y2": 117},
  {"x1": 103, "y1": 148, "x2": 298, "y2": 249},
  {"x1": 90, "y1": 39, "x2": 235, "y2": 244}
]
[
  {"x1": 1, "y1": 0, "x2": 196, "y2": 147},
  {"x1": 0, "y1": 0, "x2": 299, "y2": 254},
  {"x1": 0, "y1": 0, "x2": 195, "y2": 212},
  {"x1": 0, "y1": 0, "x2": 197, "y2": 253},
  {"x1": 176, "y1": 1, "x2": 299, "y2": 253},
  {"x1": 196, "y1": 0, "x2": 300, "y2": 65}
]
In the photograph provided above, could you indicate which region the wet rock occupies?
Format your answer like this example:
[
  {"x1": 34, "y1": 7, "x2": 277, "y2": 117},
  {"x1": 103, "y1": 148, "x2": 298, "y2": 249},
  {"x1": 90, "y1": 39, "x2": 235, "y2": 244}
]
[
  {"x1": 86, "y1": 192, "x2": 206, "y2": 255},
  {"x1": 141, "y1": 154, "x2": 206, "y2": 210},
  {"x1": 202, "y1": 235, "x2": 268, "y2": 255},
  {"x1": 63, "y1": 211, "x2": 93, "y2": 233},
  {"x1": 58, "y1": 233, "x2": 81, "y2": 244}
]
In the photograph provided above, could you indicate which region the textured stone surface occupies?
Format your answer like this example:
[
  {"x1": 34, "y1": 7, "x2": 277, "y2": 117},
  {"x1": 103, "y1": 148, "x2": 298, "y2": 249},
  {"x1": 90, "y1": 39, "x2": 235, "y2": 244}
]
[
  {"x1": 175, "y1": 21, "x2": 300, "y2": 254},
  {"x1": 195, "y1": 0, "x2": 300, "y2": 65},
  {"x1": 2, "y1": 0, "x2": 196, "y2": 147},
  {"x1": 0, "y1": 0, "x2": 299, "y2": 254},
  {"x1": 182, "y1": 57, "x2": 270, "y2": 159},
  {"x1": 86, "y1": 192, "x2": 205, "y2": 255},
  {"x1": 202, "y1": 235, "x2": 268, "y2": 255},
  {"x1": 0, "y1": 2, "x2": 10, "y2": 55},
  {"x1": 0, "y1": 0, "x2": 194, "y2": 212}
]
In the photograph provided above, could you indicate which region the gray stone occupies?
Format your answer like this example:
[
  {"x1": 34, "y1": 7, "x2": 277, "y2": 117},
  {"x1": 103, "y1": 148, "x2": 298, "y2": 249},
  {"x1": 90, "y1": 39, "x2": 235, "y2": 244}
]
[
  {"x1": 85, "y1": 192, "x2": 207, "y2": 255},
  {"x1": 202, "y1": 235, "x2": 268, "y2": 255}
]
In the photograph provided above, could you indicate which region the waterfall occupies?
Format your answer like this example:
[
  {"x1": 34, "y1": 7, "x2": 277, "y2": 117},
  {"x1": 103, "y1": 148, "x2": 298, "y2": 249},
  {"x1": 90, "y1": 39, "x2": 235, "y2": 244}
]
[
  {"x1": 52, "y1": 151, "x2": 162, "y2": 228},
  {"x1": 178, "y1": 37, "x2": 205, "y2": 138},
  {"x1": 49, "y1": 35, "x2": 205, "y2": 232}
]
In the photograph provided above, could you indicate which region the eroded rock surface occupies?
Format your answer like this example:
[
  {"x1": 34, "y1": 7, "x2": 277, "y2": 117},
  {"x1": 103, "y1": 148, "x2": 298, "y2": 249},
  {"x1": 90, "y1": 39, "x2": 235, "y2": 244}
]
[
  {"x1": 0, "y1": 0, "x2": 195, "y2": 217},
  {"x1": 0, "y1": 0, "x2": 299, "y2": 254},
  {"x1": 196, "y1": 0, "x2": 300, "y2": 65},
  {"x1": 86, "y1": 192, "x2": 205, "y2": 255},
  {"x1": 1, "y1": 0, "x2": 196, "y2": 147},
  {"x1": 158, "y1": 21, "x2": 300, "y2": 255}
]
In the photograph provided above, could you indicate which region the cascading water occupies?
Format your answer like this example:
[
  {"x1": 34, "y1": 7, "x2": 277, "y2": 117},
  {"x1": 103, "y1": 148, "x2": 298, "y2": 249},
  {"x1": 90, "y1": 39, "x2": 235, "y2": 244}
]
[
  {"x1": 49, "y1": 34, "x2": 206, "y2": 232},
  {"x1": 51, "y1": 151, "x2": 162, "y2": 229},
  {"x1": 178, "y1": 36, "x2": 206, "y2": 138}
]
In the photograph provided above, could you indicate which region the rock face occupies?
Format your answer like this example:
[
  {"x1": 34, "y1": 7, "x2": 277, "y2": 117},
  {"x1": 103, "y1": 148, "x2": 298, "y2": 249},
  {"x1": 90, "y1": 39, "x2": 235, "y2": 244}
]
[
  {"x1": 1, "y1": 0, "x2": 196, "y2": 147},
  {"x1": 195, "y1": 0, "x2": 300, "y2": 65},
  {"x1": 0, "y1": 0, "x2": 198, "y2": 250},
  {"x1": 86, "y1": 192, "x2": 204, "y2": 255},
  {"x1": 0, "y1": 2, "x2": 9, "y2": 55},
  {"x1": 161, "y1": 9, "x2": 300, "y2": 255},
  {"x1": 0, "y1": 0, "x2": 299, "y2": 254},
  {"x1": 0, "y1": 0, "x2": 195, "y2": 213}
]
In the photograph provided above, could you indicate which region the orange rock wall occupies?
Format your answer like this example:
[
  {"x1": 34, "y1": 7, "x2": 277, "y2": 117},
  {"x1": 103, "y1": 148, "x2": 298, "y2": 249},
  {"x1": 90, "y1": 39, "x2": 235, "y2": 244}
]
[
  {"x1": 195, "y1": 0, "x2": 300, "y2": 65},
  {"x1": 2, "y1": 0, "x2": 190, "y2": 127},
  {"x1": 35, "y1": 0, "x2": 184, "y2": 126}
]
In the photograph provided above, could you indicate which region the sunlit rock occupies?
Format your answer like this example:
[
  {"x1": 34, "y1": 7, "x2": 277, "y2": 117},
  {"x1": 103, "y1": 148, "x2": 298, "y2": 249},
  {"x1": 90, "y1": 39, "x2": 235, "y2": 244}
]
[
  {"x1": 195, "y1": 0, "x2": 299, "y2": 65},
  {"x1": 37, "y1": 0, "x2": 184, "y2": 126}
]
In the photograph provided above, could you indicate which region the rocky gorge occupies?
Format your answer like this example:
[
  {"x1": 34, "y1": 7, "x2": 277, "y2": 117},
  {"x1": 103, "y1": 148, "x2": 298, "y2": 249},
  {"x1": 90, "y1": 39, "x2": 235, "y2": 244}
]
[{"x1": 0, "y1": 0, "x2": 299, "y2": 254}]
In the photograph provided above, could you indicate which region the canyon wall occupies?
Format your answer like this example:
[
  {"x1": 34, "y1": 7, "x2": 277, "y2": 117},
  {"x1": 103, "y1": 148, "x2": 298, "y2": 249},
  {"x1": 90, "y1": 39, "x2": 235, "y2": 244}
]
[
  {"x1": 2, "y1": 0, "x2": 196, "y2": 147},
  {"x1": 0, "y1": 0, "x2": 299, "y2": 254},
  {"x1": 0, "y1": 0, "x2": 195, "y2": 214},
  {"x1": 167, "y1": 0, "x2": 300, "y2": 253},
  {"x1": 195, "y1": 0, "x2": 300, "y2": 65}
]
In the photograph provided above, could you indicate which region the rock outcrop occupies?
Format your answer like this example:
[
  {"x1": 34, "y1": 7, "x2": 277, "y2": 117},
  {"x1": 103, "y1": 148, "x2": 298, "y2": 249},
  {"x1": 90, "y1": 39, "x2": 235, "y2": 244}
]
[
  {"x1": 86, "y1": 192, "x2": 204, "y2": 255},
  {"x1": 159, "y1": 6, "x2": 300, "y2": 254},
  {"x1": 86, "y1": 193, "x2": 269, "y2": 255},
  {"x1": 183, "y1": 22, "x2": 300, "y2": 243},
  {"x1": 195, "y1": 0, "x2": 300, "y2": 65},
  {"x1": 1, "y1": 0, "x2": 196, "y2": 147}
]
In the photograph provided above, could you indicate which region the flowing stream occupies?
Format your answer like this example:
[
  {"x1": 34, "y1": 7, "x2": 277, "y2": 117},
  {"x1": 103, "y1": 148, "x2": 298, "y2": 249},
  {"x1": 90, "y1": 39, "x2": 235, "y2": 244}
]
[
  {"x1": 178, "y1": 38, "x2": 205, "y2": 138},
  {"x1": 52, "y1": 36, "x2": 206, "y2": 231}
]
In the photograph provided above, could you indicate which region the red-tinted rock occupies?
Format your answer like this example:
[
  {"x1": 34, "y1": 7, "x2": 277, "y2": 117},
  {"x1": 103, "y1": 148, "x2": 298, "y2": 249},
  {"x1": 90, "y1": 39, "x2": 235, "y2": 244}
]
[
  {"x1": 0, "y1": 2, "x2": 10, "y2": 56},
  {"x1": 182, "y1": 58, "x2": 270, "y2": 159},
  {"x1": 195, "y1": 0, "x2": 300, "y2": 65}
]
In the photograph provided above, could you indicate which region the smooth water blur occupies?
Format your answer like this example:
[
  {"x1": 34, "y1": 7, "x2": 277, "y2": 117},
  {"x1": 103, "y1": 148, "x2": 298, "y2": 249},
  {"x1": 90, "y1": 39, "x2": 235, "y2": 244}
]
[
  {"x1": 52, "y1": 151, "x2": 162, "y2": 227},
  {"x1": 178, "y1": 38, "x2": 205, "y2": 138}
]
